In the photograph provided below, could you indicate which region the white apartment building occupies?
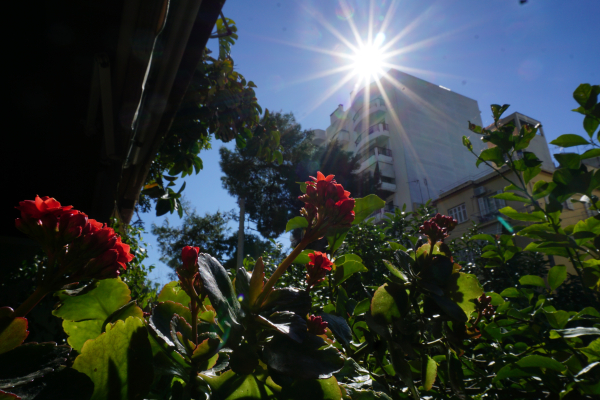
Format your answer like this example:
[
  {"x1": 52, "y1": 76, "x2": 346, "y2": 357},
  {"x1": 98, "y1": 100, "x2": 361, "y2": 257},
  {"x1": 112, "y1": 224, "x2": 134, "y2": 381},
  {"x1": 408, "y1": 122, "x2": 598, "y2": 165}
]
[{"x1": 316, "y1": 69, "x2": 491, "y2": 213}]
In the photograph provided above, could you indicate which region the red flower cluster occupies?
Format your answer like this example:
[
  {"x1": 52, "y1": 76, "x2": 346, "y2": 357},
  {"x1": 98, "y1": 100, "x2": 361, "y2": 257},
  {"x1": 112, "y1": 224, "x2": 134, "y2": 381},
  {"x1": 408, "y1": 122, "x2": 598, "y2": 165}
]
[
  {"x1": 307, "y1": 315, "x2": 328, "y2": 335},
  {"x1": 15, "y1": 196, "x2": 133, "y2": 284},
  {"x1": 418, "y1": 213, "x2": 458, "y2": 244},
  {"x1": 306, "y1": 251, "x2": 333, "y2": 289},
  {"x1": 298, "y1": 172, "x2": 355, "y2": 238},
  {"x1": 179, "y1": 246, "x2": 200, "y2": 279}
]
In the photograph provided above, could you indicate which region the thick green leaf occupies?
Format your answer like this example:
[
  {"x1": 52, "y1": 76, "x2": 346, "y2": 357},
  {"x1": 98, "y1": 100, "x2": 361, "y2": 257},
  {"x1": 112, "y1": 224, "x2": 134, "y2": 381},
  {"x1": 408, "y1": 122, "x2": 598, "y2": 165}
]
[
  {"x1": 383, "y1": 260, "x2": 408, "y2": 282},
  {"x1": 548, "y1": 265, "x2": 567, "y2": 290},
  {"x1": 318, "y1": 313, "x2": 352, "y2": 348},
  {"x1": 371, "y1": 283, "x2": 409, "y2": 324},
  {"x1": 333, "y1": 254, "x2": 368, "y2": 286},
  {"x1": 352, "y1": 195, "x2": 386, "y2": 225},
  {"x1": 550, "y1": 134, "x2": 590, "y2": 148},
  {"x1": 517, "y1": 355, "x2": 565, "y2": 371},
  {"x1": 263, "y1": 335, "x2": 344, "y2": 379},
  {"x1": 445, "y1": 272, "x2": 484, "y2": 317},
  {"x1": 198, "y1": 254, "x2": 242, "y2": 335},
  {"x1": 259, "y1": 288, "x2": 312, "y2": 317},
  {"x1": 423, "y1": 356, "x2": 437, "y2": 391},
  {"x1": 285, "y1": 216, "x2": 308, "y2": 232},
  {"x1": 73, "y1": 317, "x2": 153, "y2": 400},
  {"x1": 0, "y1": 312, "x2": 28, "y2": 355},
  {"x1": 519, "y1": 275, "x2": 546, "y2": 287},
  {"x1": 53, "y1": 279, "x2": 142, "y2": 352},
  {"x1": 499, "y1": 206, "x2": 545, "y2": 222},
  {"x1": 581, "y1": 148, "x2": 600, "y2": 160},
  {"x1": 200, "y1": 370, "x2": 277, "y2": 400},
  {"x1": 532, "y1": 180, "x2": 556, "y2": 200},
  {"x1": 491, "y1": 104, "x2": 510, "y2": 121},
  {"x1": 157, "y1": 281, "x2": 191, "y2": 307},
  {"x1": 150, "y1": 301, "x2": 192, "y2": 347},
  {"x1": 545, "y1": 310, "x2": 570, "y2": 329},
  {"x1": 258, "y1": 312, "x2": 307, "y2": 343},
  {"x1": 281, "y1": 376, "x2": 342, "y2": 400}
]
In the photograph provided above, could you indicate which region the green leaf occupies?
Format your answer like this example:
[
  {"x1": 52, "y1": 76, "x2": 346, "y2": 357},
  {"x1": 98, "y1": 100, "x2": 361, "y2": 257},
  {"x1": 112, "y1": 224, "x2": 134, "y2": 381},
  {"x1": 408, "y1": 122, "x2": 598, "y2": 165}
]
[
  {"x1": 552, "y1": 327, "x2": 600, "y2": 338},
  {"x1": 555, "y1": 153, "x2": 581, "y2": 169},
  {"x1": 333, "y1": 254, "x2": 368, "y2": 286},
  {"x1": 281, "y1": 376, "x2": 342, "y2": 400},
  {"x1": 532, "y1": 180, "x2": 556, "y2": 200},
  {"x1": 258, "y1": 312, "x2": 307, "y2": 344},
  {"x1": 423, "y1": 356, "x2": 438, "y2": 391},
  {"x1": 318, "y1": 313, "x2": 352, "y2": 348},
  {"x1": 371, "y1": 283, "x2": 409, "y2": 324},
  {"x1": 352, "y1": 195, "x2": 386, "y2": 225},
  {"x1": 462, "y1": 135, "x2": 473, "y2": 151},
  {"x1": 0, "y1": 312, "x2": 28, "y2": 355},
  {"x1": 581, "y1": 148, "x2": 600, "y2": 160},
  {"x1": 545, "y1": 310, "x2": 570, "y2": 329},
  {"x1": 548, "y1": 265, "x2": 567, "y2": 290},
  {"x1": 273, "y1": 150, "x2": 283, "y2": 165},
  {"x1": 383, "y1": 259, "x2": 408, "y2": 282},
  {"x1": 476, "y1": 147, "x2": 505, "y2": 167},
  {"x1": 157, "y1": 281, "x2": 191, "y2": 307},
  {"x1": 519, "y1": 275, "x2": 546, "y2": 287},
  {"x1": 499, "y1": 206, "x2": 545, "y2": 222},
  {"x1": 156, "y1": 198, "x2": 172, "y2": 216},
  {"x1": 524, "y1": 165, "x2": 541, "y2": 184},
  {"x1": 517, "y1": 355, "x2": 566, "y2": 371},
  {"x1": 491, "y1": 104, "x2": 510, "y2": 121},
  {"x1": 259, "y1": 288, "x2": 311, "y2": 317},
  {"x1": 291, "y1": 249, "x2": 314, "y2": 264},
  {"x1": 200, "y1": 370, "x2": 277, "y2": 400},
  {"x1": 445, "y1": 272, "x2": 484, "y2": 317},
  {"x1": 493, "y1": 192, "x2": 531, "y2": 203},
  {"x1": 285, "y1": 216, "x2": 308, "y2": 232},
  {"x1": 263, "y1": 335, "x2": 345, "y2": 380},
  {"x1": 198, "y1": 254, "x2": 242, "y2": 335},
  {"x1": 470, "y1": 234, "x2": 496, "y2": 243},
  {"x1": 353, "y1": 298, "x2": 370, "y2": 317},
  {"x1": 584, "y1": 114, "x2": 600, "y2": 137},
  {"x1": 53, "y1": 279, "x2": 142, "y2": 352},
  {"x1": 73, "y1": 317, "x2": 153, "y2": 400},
  {"x1": 550, "y1": 134, "x2": 590, "y2": 148},
  {"x1": 573, "y1": 83, "x2": 598, "y2": 109}
]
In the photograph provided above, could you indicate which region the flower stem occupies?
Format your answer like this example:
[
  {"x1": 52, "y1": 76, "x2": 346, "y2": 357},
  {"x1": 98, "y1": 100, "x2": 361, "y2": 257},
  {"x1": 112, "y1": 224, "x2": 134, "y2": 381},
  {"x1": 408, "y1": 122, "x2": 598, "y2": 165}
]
[
  {"x1": 191, "y1": 299, "x2": 199, "y2": 346},
  {"x1": 258, "y1": 237, "x2": 311, "y2": 305},
  {"x1": 12, "y1": 286, "x2": 50, "y2": 318}
]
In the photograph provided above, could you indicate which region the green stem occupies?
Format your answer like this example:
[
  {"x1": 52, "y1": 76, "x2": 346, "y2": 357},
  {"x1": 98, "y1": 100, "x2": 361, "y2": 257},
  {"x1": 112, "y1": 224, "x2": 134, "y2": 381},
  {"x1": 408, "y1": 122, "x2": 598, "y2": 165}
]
[
  {"x1": 258, "y1": 236, "x2": 311, "y2": 304},
  {"x1": 191, "y1": 299, "x2": 199, "y2": 346},
  {"x1": 12, "y1": 286, "x2": 50, "y2": 318}
]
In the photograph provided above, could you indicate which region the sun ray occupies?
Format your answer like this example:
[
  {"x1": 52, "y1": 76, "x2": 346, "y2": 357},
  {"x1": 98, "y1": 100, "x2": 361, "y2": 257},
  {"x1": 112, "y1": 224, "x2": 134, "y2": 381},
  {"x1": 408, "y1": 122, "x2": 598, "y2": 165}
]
[
  {"x1": 274, "y1": 65, "x2": 356, "y2": 90},
  {"x1": 339, "y1": 0, "x2": 364, "y2": 48},
  {"x1": 298, "y1": 2, "x2": 360, "y2": 54},
  {"x1": 245, "y1": 33, "x2": 355, "y2": 60},
  {"x1": 297, "y1": 70, "x2": 358, "y2": 123},
  {"x1": 379, "y1": 3, "x2": 438, "y2": 54}
]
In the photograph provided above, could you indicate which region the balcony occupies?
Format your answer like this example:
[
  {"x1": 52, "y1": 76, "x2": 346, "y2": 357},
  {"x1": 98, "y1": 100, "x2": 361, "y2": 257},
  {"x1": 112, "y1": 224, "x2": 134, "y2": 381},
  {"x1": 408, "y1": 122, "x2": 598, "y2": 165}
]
[
  {"x1": 312, "y1": 129, "x2": 327, "y2": 146},
  {"x1": 355, "y1": 123, "x2": 390, "y2": 151},
  {"x1": 381, "y1": 181, "x2": 397, "y2": 193},
  {"x1": 357, "y1": 147, "x2": 393, "y2": 174},
  {"x1": 336, "y1": 129, "x2": 350, "y2": 145},
  {"x1": 353, "y1": 98, "x2": 386, "y2": 130}
]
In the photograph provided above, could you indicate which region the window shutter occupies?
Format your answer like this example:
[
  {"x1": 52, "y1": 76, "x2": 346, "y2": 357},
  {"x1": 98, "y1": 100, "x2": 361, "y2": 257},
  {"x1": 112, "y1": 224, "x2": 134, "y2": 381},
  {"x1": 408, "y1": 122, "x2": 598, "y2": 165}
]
[
  {"x1": 564, "y1": 199, "x2": 574, "y2": 210},
  {"x1": 479, "y1": 197, "x2": 489, "y2": 216}
]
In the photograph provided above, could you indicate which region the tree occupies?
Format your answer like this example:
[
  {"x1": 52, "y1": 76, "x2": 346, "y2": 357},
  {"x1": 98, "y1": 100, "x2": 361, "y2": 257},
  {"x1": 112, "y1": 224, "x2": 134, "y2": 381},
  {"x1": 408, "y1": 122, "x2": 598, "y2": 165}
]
[
  {"x1": 220, "y1": 111, "x2": 316, "y2": 266},
  {"x1": 151, "y1": 210, "x2": 234, "y2": 275}
]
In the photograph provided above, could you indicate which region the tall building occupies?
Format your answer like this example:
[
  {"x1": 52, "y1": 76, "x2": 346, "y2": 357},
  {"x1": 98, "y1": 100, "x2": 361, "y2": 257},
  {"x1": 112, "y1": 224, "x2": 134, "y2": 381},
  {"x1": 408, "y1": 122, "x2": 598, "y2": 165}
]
[{"x1": 317, "y1": 70, "x2": 491, "y2": 212}]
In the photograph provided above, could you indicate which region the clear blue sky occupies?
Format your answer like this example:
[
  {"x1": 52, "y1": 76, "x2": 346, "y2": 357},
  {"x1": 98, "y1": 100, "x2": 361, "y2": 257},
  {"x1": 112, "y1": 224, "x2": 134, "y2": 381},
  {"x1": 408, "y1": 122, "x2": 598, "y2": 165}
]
[{"x1": 144, "y1": 0, "x2": 600, "y2": 285}]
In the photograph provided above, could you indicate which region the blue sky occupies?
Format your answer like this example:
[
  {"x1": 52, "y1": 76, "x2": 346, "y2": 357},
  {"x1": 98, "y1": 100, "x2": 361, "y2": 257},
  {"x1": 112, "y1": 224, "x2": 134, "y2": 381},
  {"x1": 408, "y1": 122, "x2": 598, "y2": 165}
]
[{"x1": 144, "y1": 0, "x2": 600, "y2": 284}]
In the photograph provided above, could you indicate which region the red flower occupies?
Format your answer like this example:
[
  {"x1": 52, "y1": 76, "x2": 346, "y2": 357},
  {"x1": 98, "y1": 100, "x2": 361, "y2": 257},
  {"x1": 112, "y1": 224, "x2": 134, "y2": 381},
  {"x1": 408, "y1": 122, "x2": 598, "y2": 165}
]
[
  {"x1": 306, "y1": 251, "x2": 333, "y2": 289},
  {"x1": 307, "y1": 315, "x2": 328, "y2": 335},
  {"x1": 298, "y1": 172, "x2": 355, "y2": 238},
  {"x1": 418, "y1": 213, "x2": 458, "y2": 244},
  {"x1": 16, "y1": 196, "x2": 73, "y2": 221},
  {"x1": 179, "y1": 246, "x2": 200, "y2": 279}
]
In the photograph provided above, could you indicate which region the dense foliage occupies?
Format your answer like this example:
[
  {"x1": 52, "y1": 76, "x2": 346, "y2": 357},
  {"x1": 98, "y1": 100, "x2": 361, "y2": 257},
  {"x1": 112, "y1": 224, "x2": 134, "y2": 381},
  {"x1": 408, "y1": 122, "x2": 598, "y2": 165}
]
[{"x1": 1, "y1": 84, "x2": 599, "y2": 400}]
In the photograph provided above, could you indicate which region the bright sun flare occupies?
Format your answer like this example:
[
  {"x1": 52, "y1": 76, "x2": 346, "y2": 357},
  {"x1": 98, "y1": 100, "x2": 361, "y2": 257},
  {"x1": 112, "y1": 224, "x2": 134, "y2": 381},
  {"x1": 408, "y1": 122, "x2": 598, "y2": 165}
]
[{"x1": 350, "y1": 33, "x2": 387, "y2": 81}]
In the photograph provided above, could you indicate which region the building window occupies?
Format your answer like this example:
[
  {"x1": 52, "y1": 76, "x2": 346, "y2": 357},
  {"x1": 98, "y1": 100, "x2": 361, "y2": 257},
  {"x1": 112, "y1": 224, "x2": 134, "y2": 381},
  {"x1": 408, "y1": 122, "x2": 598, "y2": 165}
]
[
  {"x1": 478, "y1": 190, "x2": 506, "y2": 216},
  {"x1": 448, "y1": 203, "x2": 468, "y2": 223},
  {"x1": 563, "y1": 199, "x2": 575, "y2": 210}
]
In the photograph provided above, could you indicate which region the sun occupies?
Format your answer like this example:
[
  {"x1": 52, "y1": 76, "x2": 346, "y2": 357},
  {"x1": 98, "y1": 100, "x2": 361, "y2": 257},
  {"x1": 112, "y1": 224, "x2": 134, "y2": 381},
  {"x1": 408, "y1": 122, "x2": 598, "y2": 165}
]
[{"x1": 350, "y1": 33, "x2": 387, "y2": 81}]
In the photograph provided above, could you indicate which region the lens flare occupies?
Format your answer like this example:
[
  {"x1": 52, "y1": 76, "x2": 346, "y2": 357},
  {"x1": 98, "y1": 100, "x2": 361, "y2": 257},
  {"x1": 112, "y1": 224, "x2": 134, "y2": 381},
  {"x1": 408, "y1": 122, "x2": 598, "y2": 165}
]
[{"x1": 351, "y1": 34, "x2": 387, "y2": 80}]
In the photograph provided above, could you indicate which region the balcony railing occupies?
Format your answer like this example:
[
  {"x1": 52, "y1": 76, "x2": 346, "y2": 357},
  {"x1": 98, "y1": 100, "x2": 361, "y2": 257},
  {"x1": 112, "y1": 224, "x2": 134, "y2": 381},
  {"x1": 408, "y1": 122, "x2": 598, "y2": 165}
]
[{"x1": 356, "y1": 146, "x2": 393, "y2": 164}]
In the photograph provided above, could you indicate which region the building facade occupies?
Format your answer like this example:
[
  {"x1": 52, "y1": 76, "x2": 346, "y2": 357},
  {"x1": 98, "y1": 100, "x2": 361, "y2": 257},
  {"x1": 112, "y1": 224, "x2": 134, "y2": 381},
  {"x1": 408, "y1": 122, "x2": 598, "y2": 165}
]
[{"x1": 318, "y1": 70, "x2": 491, "y2": 213}]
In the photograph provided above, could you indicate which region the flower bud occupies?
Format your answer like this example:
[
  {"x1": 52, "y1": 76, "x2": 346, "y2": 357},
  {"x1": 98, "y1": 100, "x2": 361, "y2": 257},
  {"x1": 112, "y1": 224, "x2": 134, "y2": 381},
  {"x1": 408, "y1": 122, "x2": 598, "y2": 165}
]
[
  {"x1": 306, "y1": 251, "x2": 333, "y2": 289},
  {"x1": 307, "y1": 315, "x2": 328, "y2": 335}
]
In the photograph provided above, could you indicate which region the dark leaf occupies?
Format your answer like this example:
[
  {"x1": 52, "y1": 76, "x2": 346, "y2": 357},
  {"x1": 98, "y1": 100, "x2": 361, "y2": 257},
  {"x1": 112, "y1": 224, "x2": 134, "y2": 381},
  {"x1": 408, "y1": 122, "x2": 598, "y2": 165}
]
[
  {"x1": 257, "y1": 311, "x2": 307, "y2": 343},
  {"x1": 263, "y1": 334, "x2": 345, "y2": 379},
  {"x1": 259, "y1": 288, "x2": 311, "y2": 317},
  {"x1": 0, "y1": 343, "x2": 70, "y2": 388},
  {"x1": 371, "y1": 283, "x2": 409, "y2": 324},
  {"x1": 318, "y1": 313, "x2": 352, "y2": 348}
]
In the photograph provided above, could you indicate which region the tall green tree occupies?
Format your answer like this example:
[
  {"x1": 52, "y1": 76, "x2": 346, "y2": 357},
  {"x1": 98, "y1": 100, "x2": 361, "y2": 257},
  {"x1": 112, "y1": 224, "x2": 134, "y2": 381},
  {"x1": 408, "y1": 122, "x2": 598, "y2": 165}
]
[{"x1": 219, "y1": 112, "x2": 316, "y2": 266}]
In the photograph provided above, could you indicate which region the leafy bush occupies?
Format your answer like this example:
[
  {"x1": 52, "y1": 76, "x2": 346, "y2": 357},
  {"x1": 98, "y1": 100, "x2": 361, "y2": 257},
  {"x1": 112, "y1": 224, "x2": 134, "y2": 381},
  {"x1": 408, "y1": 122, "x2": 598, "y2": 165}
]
[{"x1": 1, "y1": 84, "x2": 598, "y2": 399}]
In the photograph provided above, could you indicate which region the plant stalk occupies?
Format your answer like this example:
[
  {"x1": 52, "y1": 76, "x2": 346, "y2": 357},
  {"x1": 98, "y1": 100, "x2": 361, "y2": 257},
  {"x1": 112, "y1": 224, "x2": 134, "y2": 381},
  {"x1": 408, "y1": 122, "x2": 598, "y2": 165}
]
[{"x1": 12, "y1": 286, "x2": 50, "y2": 318}]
